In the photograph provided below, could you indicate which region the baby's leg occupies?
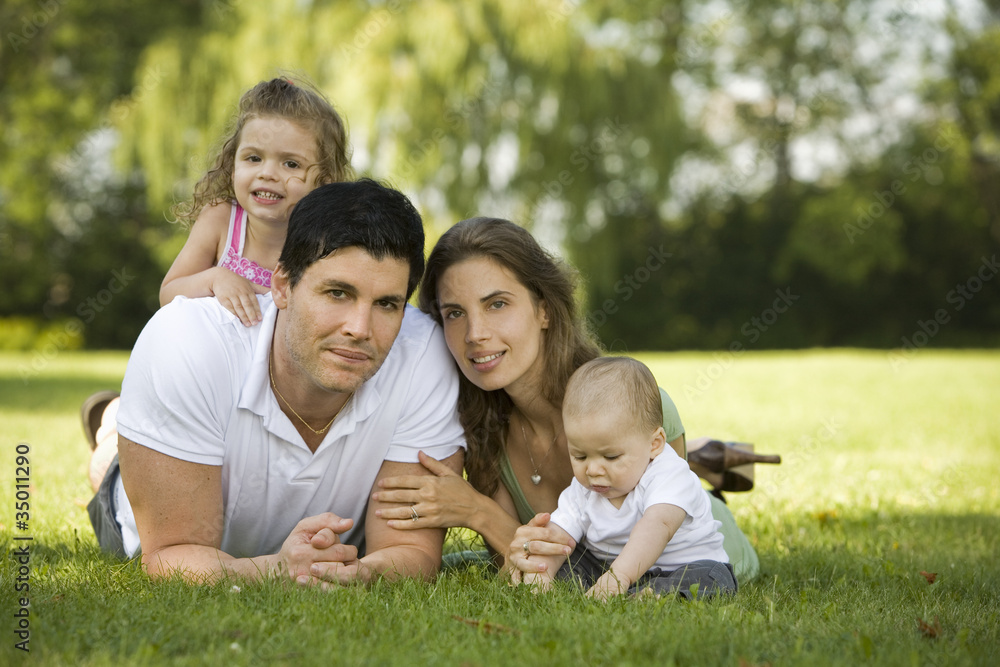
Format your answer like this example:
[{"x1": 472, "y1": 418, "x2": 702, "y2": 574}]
[
  {"x1": 556, "y1": 545, "x2": 610, "y2": 590},
  {"x1": 634, "y1": 560, "x2": 737, "y2": 600}
]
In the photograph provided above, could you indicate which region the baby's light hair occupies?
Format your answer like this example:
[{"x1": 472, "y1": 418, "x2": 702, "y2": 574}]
[
  {"x1": 563, "y1": 356, "x2": 663, "y2": 434},
  {"x1": 172, "y1": 75, "x2": 353, "y2": 226}
]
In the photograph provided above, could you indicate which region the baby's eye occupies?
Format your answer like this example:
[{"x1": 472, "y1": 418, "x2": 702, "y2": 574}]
[{"x1": 604, "y1": 455, "x2": 621, "y2": 461}]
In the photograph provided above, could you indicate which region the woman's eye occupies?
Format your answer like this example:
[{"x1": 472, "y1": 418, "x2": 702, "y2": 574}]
[
  {"x1": 488, "y1": 300, "x2": 506, "y2": 310},
  {"x1": 444, "y1": 310, "x2": 463, "y2": 320}
]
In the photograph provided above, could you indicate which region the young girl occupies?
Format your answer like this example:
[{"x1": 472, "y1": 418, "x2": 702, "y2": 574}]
[{"x1": 160, "y1": 77, "x2": 352, "y2": 326}]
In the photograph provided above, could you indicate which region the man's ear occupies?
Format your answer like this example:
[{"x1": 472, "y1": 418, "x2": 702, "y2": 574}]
[
  {"x1": 271, "y1": 265, "x2": 291, "y2": 309},
  {"x1": 650, "y1": 427, "x2": 666, "y2": 459}
]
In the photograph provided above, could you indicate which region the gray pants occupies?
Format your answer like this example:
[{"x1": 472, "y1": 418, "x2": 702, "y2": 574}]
[{"x1": 557, "y1": 544, "x2": 737, "y2": 599}]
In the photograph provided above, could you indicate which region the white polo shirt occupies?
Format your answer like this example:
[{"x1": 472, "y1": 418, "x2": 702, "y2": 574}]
[
  {"x1": 115, "y1": 294, "x2": 465, "y2": 559},
  {"x1": 550, "y1": 452, "x2": 727, "y2": 570}
]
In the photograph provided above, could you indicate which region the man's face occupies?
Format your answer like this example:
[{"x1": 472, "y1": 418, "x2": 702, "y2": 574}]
[{"x1": 272, "y1": 246, "x2": 410, "y2": 396}]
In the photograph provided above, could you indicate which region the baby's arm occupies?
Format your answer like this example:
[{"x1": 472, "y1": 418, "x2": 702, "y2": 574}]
[
  {"x1": 160, "y1": 204, "x2": 267, "y2": 326},
  {"x1": 520, "y1": 520, "x2": 573, "y2": 592},
  {"x1": 588, "y1": 503, "x2": 686, "y2": 600}
]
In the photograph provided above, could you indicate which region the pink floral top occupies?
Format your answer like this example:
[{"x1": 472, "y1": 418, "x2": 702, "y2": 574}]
[{"x1": 217, "y1": 203, "x2": 272, "y2": 288}]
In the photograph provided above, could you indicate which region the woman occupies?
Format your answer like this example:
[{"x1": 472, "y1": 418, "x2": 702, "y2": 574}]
[{"x1": 374, "y1": 217, "x2": 761, "y2": 582}]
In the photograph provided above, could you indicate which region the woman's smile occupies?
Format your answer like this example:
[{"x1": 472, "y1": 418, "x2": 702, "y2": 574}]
[{"x1": 437, "y1": 257, "x2": 549, "y2": 394}]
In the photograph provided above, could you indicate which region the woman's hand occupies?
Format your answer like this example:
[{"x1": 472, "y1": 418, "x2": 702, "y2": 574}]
[
  {"x1": 506, "y1": 513, "x2": 575, "y2": 582},
  {"x1": 373, "y1": 451, "x2": 481, "y2": 530}
]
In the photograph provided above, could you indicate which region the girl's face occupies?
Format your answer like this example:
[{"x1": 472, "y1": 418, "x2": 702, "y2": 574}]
[
  {"x1": 232, "y1": 116, "x2": 319, "y2": 228},
  {"x1": 437, "y1": 257, "x2": 549, "y2": 397}
]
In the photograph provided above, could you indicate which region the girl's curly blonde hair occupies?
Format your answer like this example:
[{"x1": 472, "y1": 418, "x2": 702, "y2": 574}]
[{"x1": 172, "y1": 77, "x2": 353, "y2": 226}]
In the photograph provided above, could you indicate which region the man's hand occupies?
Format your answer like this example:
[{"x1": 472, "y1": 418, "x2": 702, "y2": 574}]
[{"x1": 277, "y1": 513, "x2": 358, "y2": 585}]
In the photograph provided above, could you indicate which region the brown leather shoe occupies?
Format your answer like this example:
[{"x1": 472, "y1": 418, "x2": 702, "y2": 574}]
[
  {"x1": 80, "y1": 390, "x2": 119, "y2": 451},
  {"x1": 687, "y1": 440, "x2": 781, "y2": 493}
]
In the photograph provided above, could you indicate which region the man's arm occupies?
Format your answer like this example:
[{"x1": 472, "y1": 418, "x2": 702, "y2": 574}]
[
  {"x1": 363, "y1": 451, "x2": 465, "y2": 581},
  {"x1": 588, "y1": 503, "x2": 686, "y2": 600},
  {"x1": 119, "y1": 437, "x2": 355, "y2": 583},
  {"x1": 308, "y1": 451, "x2": 464, "y2": 584}
]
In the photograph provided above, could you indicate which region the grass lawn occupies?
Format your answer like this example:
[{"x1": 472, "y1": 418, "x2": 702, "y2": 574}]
[{"x1": 1, "y1": 349, "x2": 998, "y2": 666}]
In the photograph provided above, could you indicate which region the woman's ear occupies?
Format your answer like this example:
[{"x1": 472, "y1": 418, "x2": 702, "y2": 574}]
[
  {"x1": 650, "y1": 427, "x2": 666, "y2": 459},
  {"x1": 538, "y1": 299, "x2": 549, "y2": 330},
  {"x1": 271, "y1": 265, "x2": 290, "y2": 308}
]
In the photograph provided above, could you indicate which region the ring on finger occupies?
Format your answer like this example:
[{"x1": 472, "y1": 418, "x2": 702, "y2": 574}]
[
  {"x1": 410, "y1": 506, "x2": 419, "y2": 522},
  {"x1": 523, "y1": 540, "x2": 531, "y2": 555}
]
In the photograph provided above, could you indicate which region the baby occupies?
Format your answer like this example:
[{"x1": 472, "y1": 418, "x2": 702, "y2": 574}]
[{"x1": 523, "y1": 356, "x2": 737, "y2": 600}]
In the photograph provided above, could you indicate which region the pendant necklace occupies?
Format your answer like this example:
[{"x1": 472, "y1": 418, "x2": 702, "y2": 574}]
[
  {"x1": 269, "y1": 354, "x2": 352, "y2": 435},
  {"x1": 516, "y1": 412, "x2": 558, "y2": 485}
]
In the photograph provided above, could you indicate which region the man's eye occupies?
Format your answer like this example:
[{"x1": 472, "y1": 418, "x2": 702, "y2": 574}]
[
  {"x1": 377, "y1": 300, "x2": 399, "y2": 311},
  {"x1": 328, "y1": 290, "x2": 345, "y2": 298}
]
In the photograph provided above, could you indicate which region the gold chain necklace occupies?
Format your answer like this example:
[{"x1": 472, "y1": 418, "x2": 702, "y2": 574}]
[
  {"x1": 515, "y1": 411, "x2": 558, "y2": 485},
  {"x1": 269, "y1": 354, "x2": 352, "y2": 435}
]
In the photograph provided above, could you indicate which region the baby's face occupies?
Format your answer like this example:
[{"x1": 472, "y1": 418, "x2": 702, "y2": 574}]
[{"x1": 564, "y1": 410, "x2": 663, "y2": 509}]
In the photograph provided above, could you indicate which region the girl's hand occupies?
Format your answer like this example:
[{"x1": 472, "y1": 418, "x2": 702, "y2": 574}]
[
  {"x1": 211, "y1": 268, "x2": 269, "y2": 326},
  {"x1": 373, "y1": 451, "x2": 479, "y2": 530},
  {"x1": 507, "y1": 513, "x2": 575, "y2": 576}
]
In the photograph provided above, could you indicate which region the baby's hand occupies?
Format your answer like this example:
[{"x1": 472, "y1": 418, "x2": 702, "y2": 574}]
[
  {"x1": 211, "y1": 268, "x2": 267, "y2": 326},
  {"x1": 521, "y1": 569, "x2": 553, "y2": 593},
  {"x1": 586, "y1": 572, "x2": 629, "y2": 601}
]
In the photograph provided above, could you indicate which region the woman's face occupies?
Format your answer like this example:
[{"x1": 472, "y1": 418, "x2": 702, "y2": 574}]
[{"x1": 436, "y1": 257, "x2": 549, "y2": 396}]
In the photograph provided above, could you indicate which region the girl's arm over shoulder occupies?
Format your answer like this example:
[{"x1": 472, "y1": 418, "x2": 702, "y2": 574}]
[{"x1": 159, "y1": 203, "x2": 232, "y2": 307}]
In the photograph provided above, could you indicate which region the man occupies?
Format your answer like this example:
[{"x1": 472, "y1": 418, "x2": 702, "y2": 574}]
[{"x1": 85, "y1": 179, "x2": 465, "y2": 585}]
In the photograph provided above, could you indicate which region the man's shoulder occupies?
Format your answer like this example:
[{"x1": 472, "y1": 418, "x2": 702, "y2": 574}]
[
  {"x1": 395, "y1": 305, "x2": 440, "y2": 346},
  {"x1": 136, "y1": 296, "x2": 263, "y2": 364}
]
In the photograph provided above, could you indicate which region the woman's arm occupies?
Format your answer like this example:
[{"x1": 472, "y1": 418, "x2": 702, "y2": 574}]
[{"x1": 373, "y1": 451, "x2": 524, "y2": 558}]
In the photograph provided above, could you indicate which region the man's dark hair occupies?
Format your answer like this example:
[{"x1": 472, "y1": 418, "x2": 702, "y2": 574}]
[{"x1": 278, "y1": 179, "x2": 425, "y2": 297}]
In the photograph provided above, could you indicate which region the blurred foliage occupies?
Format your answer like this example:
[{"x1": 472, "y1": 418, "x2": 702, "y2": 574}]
[{"x1": 2, "y1": 0, "x2": 998, "y2": 349}]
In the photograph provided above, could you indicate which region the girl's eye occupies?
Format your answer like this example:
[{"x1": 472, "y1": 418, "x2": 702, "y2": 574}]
[
  {"x1": 284, "y1": 160, "x2": 300, "y2": 169},
  {"x1": 245, "y1": 155, "x2": 261, "y2": 162}
]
